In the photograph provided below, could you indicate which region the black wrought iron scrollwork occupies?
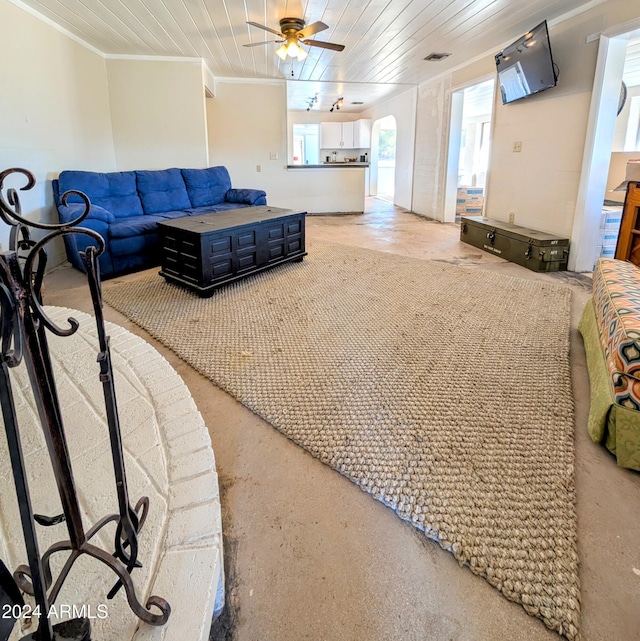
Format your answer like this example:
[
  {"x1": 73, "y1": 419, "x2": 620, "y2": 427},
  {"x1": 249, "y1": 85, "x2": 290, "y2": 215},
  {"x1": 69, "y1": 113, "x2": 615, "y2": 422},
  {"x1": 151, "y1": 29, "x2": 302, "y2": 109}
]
[{"x1": 0, "y1": 168, "x2": 170, "y2": 641}]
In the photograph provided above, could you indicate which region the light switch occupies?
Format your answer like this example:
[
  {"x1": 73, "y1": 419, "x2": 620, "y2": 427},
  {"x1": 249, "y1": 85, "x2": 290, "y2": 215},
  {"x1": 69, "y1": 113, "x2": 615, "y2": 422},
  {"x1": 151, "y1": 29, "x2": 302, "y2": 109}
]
[
  {"x1": 269, "y1": 152, "x2": 279, "y2": 160},
  {"x1": 513, "y1": 141, "x2": 522, "y2": 152}
]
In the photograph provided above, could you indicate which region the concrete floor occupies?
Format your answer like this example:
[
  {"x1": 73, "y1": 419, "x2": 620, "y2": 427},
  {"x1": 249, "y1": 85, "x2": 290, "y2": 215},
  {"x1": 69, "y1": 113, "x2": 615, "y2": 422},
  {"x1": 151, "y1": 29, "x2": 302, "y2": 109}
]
[{"x1": 44, "y1": 199, "x2": 640, "y2": 641}]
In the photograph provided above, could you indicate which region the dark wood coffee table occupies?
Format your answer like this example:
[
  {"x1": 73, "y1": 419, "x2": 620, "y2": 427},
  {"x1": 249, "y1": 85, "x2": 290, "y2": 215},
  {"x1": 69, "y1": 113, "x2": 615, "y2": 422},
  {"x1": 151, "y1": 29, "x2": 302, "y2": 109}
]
[{"x1": 157, "y1": 206, "x2": 306, "y2": 295}]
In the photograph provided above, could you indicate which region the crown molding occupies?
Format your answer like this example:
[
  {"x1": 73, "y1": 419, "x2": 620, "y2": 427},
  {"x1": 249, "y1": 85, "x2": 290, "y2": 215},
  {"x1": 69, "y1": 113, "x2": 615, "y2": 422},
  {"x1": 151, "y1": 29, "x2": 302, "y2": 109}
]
[
  {"x1": 213, "y1": 77, "x2": 286, "y2": 85},
  {"x1": 104, "y1": 54, "x2": 203, "y2": 63},
  {"x1": 7, "y1": 0, "x2": 103, "y2": 56},
  {"x1": 212, "y1": 76, "x2": 286, "y2": 98},
  {"x1": 8, "y1": 0, "x2": 210, "y2": 66},
  {"x1": 587, "y1": 16, "x2": 640, "y2": 43}
]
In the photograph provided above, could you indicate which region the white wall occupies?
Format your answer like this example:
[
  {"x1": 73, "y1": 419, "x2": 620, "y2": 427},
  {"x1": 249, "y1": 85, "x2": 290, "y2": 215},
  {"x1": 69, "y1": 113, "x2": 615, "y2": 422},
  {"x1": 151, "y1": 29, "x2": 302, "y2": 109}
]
[
  {"x1": 412, "y1": 0, "x2": 640, "y2": 243},
  {"x1": 485, "y1": 14, "x2": 600, "y2": 238},
  {"x1": 360, "y1": 88, "x2": 417, "y2": 211},
  {"x1": 413, "y1": 58, "x2": 496, "y2": 222},
  {"x1": 106, "y1": 59, "x2": 208, "y2": 171},
  {"x1": 0, "y1": 0, "x2": 115, "y2": 262},
  {"x1": 412, "y1": 76, "x2": 453, "y2": 221},
  {"x1": 207, "y1": 81, "x2": 365, "y2": 213},
  {"x1": 207, "y1": 81, "x2": 287, "y2": 192}
]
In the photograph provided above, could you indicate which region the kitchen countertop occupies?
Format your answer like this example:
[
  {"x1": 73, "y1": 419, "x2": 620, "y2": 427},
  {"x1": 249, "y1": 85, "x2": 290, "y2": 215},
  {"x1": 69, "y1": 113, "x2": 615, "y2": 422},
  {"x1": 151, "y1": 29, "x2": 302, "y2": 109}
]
[{"x1": 287, "y1": 163, "x2": 370, "y2": 168}]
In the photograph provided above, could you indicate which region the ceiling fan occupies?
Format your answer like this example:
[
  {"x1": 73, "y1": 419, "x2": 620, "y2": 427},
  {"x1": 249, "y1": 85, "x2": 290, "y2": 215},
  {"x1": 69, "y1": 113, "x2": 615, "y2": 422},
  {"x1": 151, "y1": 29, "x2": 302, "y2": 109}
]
[{"x1": 244, "y1": 17, "x2": 345, "y2": 62}]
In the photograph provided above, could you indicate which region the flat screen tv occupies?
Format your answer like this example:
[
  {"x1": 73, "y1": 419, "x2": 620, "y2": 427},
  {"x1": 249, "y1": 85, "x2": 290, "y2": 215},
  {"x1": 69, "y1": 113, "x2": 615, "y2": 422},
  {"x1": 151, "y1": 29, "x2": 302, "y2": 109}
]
[{"x1": 495, "y1": 20, "x2": 557, "y2": 105}]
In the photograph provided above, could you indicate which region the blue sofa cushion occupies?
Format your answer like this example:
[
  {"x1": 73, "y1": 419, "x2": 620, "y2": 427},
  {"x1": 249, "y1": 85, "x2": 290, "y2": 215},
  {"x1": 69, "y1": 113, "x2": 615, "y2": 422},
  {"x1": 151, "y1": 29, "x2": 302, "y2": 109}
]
[
  {"x1": 62, "y1": 229, "x2": 114, "y2": 276},
  {"x1": 57, "y1": 202, "x2": 115, "y2": 224},
  {"x1": 226, "y1": 188, "x2": 267, "y2": 206},
  {"x1": 155, "y1": 210, "x2": 192, "y2": 220},
  {"x1": 57, "y1": 171, "x2": 143, "y2": 219},
  {"x1": 111, "y1": 233, "x2": 160, "y2": 259},
  {"x1": 136, "y1": 169, "x2": 191, "y2": 215},
  {"x1": 109, "y1": 215, "x2": 165, "y2": 239},
  {"x1": 112, "y1": 251, "x2": 157, "y2": 274},
  {"x1": 182, "y1": 167, "x2": 231, "y2": 208}
]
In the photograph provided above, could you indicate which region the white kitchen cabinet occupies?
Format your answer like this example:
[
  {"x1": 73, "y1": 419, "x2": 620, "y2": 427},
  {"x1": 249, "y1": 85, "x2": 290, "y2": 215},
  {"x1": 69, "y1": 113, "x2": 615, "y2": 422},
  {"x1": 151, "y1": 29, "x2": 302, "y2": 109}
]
[
  {"x1": 321, "y1": 122, "x2": 343, "y2": 148},
  {"x1": 321, "y1": 120, "x2": 369, "y2": 149},
  {"x1": 353, "y1": 119, "x2": 371, "y2": 148},
  {"x1": 341, "y1": 121, "x2": 355, "y2": 148}
]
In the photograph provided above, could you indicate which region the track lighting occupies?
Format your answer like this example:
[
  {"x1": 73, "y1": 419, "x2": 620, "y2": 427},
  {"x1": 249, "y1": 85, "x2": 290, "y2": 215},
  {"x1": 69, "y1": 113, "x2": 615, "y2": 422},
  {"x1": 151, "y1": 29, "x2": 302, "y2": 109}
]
[
  {"x1": 329, "y1": 97, "x2": 344, "y2": 112},
  {"x1": 306, "y1": 94, "x2": 318, "y2": 111}
]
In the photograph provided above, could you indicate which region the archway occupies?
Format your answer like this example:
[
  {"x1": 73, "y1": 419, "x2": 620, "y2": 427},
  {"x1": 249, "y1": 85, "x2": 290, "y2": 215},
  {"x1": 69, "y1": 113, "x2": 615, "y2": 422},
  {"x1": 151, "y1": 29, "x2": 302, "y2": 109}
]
[{"x1": 370, "y1": 115, "x2": 397, "y2": 201}]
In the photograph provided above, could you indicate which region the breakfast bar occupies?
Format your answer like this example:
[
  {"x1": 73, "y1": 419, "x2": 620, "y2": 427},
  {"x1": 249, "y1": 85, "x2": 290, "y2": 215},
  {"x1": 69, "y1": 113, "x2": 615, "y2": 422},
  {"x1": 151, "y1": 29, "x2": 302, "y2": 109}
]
[{"x1": 286, "y1": 162, "x2": 370, "y2": 168}]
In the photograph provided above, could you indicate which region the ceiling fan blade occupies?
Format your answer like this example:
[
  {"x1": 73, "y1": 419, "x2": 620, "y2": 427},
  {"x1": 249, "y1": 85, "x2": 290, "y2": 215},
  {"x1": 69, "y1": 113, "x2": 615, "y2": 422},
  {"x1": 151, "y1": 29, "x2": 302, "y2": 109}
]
[
  {"x1": 302, "y1": 39, "x2": 345, "y2": 52},
  {"x1": 246, "y1": 21, "x2": 283, "y2": 37},
  {"x1": 297, "y1": 21, "x2": 329, "y2": 39},
  {"x1": 243, "y1": 40, "x2": 282, "y2": 47}
]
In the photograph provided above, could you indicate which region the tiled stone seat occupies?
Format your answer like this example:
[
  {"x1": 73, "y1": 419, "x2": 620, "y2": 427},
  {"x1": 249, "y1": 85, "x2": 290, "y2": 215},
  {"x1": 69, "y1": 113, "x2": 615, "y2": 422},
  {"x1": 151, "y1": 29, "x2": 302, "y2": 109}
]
[{"x1": 0, "y1": 307, "x2": 223, "y2": 641}]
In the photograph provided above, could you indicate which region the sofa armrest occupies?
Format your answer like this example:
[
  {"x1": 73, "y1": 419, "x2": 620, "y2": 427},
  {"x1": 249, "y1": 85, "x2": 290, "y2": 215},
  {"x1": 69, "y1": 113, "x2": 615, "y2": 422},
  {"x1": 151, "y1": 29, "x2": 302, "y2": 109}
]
[
  {"x1": 225, "y1": 188, "x2": 267, "y2": 206},
  {"x1": 57, "y1": 202, "x2": 115, "y2": 225},
  {"x1": 62, "y1": 221, "x2": 112, "y2": 275}
]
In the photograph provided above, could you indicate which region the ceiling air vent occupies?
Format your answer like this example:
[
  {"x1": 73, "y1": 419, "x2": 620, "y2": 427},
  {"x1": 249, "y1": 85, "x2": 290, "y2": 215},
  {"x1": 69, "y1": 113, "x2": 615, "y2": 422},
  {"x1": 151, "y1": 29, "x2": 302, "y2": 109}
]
[
  {"x1": 424, "y1": 52, "x2": 451, "y2": 62},
  {"x1": 351, "y1": 101, "x2": 364, "y2": 105}
]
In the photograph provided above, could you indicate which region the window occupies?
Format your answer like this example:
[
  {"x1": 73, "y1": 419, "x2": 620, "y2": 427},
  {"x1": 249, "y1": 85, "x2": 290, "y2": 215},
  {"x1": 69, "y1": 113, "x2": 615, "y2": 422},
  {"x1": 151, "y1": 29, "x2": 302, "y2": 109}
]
[
  {"x1": 624, "y1": 96, "x2": 640, "y2": 151},
  {"x1": 292, "y1": 124, "x2": 320, "y2": 165}
]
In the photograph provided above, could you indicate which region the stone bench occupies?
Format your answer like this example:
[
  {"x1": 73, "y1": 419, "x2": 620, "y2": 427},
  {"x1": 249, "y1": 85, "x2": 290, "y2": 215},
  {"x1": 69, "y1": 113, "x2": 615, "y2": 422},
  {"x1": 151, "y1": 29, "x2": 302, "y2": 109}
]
[{"x1": 1, "y1": 307, "x2": 223, "y2": 641}]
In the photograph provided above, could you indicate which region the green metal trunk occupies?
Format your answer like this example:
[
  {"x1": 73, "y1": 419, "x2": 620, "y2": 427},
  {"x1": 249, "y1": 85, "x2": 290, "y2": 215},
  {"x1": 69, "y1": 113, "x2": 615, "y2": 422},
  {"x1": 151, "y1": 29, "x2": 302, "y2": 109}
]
[{"x1": 460, "y1": 216, "x2": 570, "y2": 272}]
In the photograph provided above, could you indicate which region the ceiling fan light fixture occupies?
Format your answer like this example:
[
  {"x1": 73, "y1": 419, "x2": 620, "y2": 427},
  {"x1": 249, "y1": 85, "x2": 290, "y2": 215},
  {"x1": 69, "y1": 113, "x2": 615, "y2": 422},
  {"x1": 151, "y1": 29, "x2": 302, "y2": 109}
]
[{"x1": 246, "y1": 17, "x2": 345, "y2": 59}]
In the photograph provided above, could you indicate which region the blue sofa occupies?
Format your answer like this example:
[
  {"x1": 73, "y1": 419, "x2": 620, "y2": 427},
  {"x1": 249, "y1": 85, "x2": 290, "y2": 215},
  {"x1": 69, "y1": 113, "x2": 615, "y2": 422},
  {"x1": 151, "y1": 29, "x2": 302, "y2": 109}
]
[{"x1": 52, "y1": 166, "x2": 267, "y2": 277}]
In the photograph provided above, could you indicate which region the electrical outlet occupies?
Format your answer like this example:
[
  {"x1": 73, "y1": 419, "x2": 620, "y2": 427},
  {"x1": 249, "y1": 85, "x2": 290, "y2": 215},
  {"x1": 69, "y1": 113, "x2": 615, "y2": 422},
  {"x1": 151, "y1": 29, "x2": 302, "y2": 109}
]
[
  {"x1": 508, "y1": 212, "x2": 515, "y2": 223},
  {"x1": 513, "y1": 141, "x2": 522, "y2": 152},
  {"x1": 256, "y1": 164, "x2": 262, "y2": 172}
]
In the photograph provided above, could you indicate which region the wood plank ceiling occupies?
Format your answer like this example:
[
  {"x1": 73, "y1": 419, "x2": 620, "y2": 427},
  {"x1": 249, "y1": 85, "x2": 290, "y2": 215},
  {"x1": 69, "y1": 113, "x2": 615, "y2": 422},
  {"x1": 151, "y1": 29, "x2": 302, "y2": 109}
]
[
  {"x1": 624, "y1": 36, "x2": 640, "y2": 88},
  {"x1": 18, "y1": 0, "x2": 600, "y2": 84}
]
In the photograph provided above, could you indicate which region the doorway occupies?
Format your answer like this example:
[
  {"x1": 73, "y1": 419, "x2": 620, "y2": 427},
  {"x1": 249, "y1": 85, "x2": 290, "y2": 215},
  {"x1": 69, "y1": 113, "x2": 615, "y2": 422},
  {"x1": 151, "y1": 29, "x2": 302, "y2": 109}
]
[
  {"x1": 291, "y1": 123, "x2": 320, "y2": 165},
  {"x1": 570, "y1": 21, "x2": 640, "y2": 271},
  {"x1": 444, "y1": 78, "x2": 495, "y2": 223},
  {"x1": 596, "y1": 36, "x2": 640, "y2": 262},
  {"x1": 370, "y1": 115, "x2": 397, "y2": 201}
]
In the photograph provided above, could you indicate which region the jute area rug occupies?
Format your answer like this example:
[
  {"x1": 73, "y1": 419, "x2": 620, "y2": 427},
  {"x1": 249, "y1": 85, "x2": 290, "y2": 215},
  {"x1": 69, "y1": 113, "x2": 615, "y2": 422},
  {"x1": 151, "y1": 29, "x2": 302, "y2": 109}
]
[{"x1": 102, "y1": 239, "x2": 580, "y2": 639}]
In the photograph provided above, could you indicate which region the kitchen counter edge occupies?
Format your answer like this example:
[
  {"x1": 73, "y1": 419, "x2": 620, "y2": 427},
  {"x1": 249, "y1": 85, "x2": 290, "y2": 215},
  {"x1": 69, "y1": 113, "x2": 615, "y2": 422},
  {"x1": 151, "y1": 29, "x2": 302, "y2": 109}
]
[{"x1": 287, "y1": 163, "x2": 370, "y2": 169}]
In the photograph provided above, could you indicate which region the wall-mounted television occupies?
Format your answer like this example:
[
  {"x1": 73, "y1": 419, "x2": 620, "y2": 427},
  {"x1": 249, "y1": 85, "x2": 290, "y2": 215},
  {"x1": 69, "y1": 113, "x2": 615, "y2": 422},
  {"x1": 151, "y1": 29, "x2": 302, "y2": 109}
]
[{"x1": 495, "y1": 20, "x2": 557, "y2": 105}]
